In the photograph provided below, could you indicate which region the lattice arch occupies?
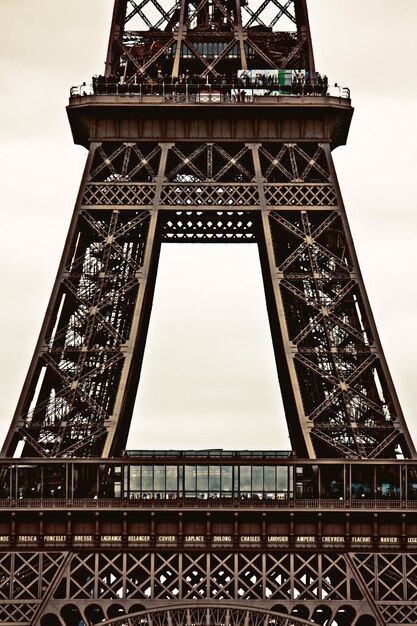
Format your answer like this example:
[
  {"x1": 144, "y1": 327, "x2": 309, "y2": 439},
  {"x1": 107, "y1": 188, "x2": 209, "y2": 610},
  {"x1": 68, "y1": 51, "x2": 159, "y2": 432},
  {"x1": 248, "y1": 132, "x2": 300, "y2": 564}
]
[{"x1": 79, "y1": 604, "x2": 322, "y2": 626}]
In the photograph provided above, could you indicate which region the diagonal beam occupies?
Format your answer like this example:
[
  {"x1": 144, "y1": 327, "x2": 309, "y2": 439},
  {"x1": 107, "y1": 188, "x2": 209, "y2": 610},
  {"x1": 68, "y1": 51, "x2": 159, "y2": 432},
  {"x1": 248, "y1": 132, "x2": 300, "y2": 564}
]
[
  {"x1": 56, "y1": 425, "x2": 108, "y2": 457},
  {"x1": 90, "y1": 145, "x2": 126, "y2": 180},
  {"x1": 270, "y1": 0, "x2": 295, "y2": 28},
  {"x1": 242, "y1": 3, "x2": 267, "y2": 28},
  {"x1": 245, "y1": 36, "x2": 279, "y2": 69},
  {"x1": 213, "y1": 146, "x2": 253, "y2": 181},
  {"x1": 269, "y1": 211, "x2": 305, "y2": 240},
  {"x1": 261, "y1": 145, "x2": 293, "y2": 180},
  {"x1": 81, "y1": 211, "x2": 143, "y2": 273},
  {"x1": 183, "y1": 38, "x2": 221, "y2": 78},
  {"x1": 130, "y1": 144, "x2": 159, "y2": 179},
  {"x1": 282, "y1": 34, "x2": 307, "y2": 68},
  {"x1": 126, "y1": 0, "x2": 154, "y2": 29},
  {"x1": 311, "y1": 428, "x2": 360, "y2": 459},
  {"x1": 41, "y1": 353, "x2": 113, "y2": 423},
  {"x1": 167, "y1": 145, "x2": 208, "y2": 181},
  {"x1": 367, "y1": 429, "x2": 399, "y2": 459},
  {"x1": 295, "y1": 144, "x2": 330, "y2": 181},
  {"x1": 295, "y1": 352, "x2": 340, "y2": 386},
  {"x1": 17, "y1": 428, "x2": 51, "y2": 457},
  {"x1": 62, "y1": 278, "x2": 127, "y2": 344},
  {"x1": 202, "y1": 38, "x2": 236, "y2": 76},
  {"x1": 310, "y1": 210, "x2": 339, "y2": 239}
]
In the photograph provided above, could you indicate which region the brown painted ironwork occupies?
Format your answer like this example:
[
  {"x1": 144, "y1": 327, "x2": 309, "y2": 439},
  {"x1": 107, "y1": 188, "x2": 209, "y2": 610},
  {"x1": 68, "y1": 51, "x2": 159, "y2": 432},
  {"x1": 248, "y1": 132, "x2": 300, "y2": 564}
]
[{"x1": 1, "y1": 1, "x2": 416, "y2": 624}]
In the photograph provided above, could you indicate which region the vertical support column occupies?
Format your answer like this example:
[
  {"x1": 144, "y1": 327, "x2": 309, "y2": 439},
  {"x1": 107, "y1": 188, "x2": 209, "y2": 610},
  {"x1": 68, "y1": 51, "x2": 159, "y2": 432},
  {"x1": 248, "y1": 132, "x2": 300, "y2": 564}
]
[
  {"x1": 150, "y1": 552, "x2": 155, "y2": 600},
  {"x1": 249, "y1": 143, "x2": 313, "y2": 458},
  {"x1": 207, "y1": 552, "x2": 211, "y2": 599},
  {"x1": 104, "y1": 143, "x2": 173, "y2": 457},
  {"x1": 234, "y1": 0, "x2": 248, "y2": 70},
  {"x1": 294, "y1": 0, "x2": 315, "y2": 76},
  {"x1": 322, "y1": 143, "x2": 416, "y2": 459},
  {"x1": 172, "y1": 0, "x2": 188, "y2": 79},
  {"x1": 178, "y1": 551, "x2": 183, "y2": 600}
]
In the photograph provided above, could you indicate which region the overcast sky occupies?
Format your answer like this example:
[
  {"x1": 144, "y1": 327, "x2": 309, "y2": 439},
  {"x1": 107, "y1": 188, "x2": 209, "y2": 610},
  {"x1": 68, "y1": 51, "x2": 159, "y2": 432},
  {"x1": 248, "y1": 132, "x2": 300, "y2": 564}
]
[{"x1": 0, "y1": 1, "x2": 417, "y2": 453}]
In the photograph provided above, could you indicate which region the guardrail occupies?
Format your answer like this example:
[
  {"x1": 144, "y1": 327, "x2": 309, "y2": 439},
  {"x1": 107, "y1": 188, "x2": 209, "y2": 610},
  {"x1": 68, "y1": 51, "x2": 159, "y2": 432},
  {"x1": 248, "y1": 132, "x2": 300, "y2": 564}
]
[
  {"x1": 70, "y1": 82, "x2": 350, "y2": 102},
  {"x1": 1, "y1": 496, "x2": 412, "y2": 509}
]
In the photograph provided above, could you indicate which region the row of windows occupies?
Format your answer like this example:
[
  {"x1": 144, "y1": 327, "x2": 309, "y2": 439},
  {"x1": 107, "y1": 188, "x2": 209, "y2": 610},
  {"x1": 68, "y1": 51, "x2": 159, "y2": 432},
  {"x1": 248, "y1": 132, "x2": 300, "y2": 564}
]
[
  {"x1": 1, "y1": 462, "x2": 416, "y2": 500},
  {"x1": 165, "y1": 42, "x2": 247, "y2": 59},
  {"x1": 125, "y1": 465, "x2": 289, "y2": 494},
  {"x1": 189, "y1": 42, "x2": 243, "y2": 59}
]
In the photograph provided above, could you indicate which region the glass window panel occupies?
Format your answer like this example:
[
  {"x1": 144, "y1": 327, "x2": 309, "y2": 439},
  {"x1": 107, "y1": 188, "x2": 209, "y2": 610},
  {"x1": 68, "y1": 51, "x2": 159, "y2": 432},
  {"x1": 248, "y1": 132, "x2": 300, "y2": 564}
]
[
  {"x1": 196, "y1": 465, "x2": 209, "y2": 491},
  {"x1": 179, "y1": 465, "x2": 184, "y2": 494},
  {"x1": 209, "y1": 466, "x2": 221, "y2": 491},
  {"x1": 252, "y1": 466, "x2": 263, "y2": 491},
  {"x1": 351, "y1": 465, "x2": 373, "y2": 499},
  {"x1": 166, "y1": 466, "x2": 178, "y2": 491},
  {"x1": 141, "y1": 466, "x2": 153, "y2": 492},
  {"x1": 320, "y1": 464, "x2": 344, "y2": 499},
  {"x1": 74, "y1": 465, "x2": 96, "y2": 498},
  {"x1": 407, "y1": 465, "x2": 417, "y2": 499},
  {"x1": 185, "y1": 466, "x2": 197, "y2": 491},
  {"x1": 129, "y1": 466, "x2": 141, "y2": 492},
  {"x1": 294, "y1": 465, "x2": 318, "y2": 498},
  {"x1": 376, "y1": 465, "x2": 400, "y2": 499},
  {"x1": 288, "y1": 465, "x2": 294, "y2": 498},
  {"x1": 240, "y1": 466, "x2": 251, "y2": 492},
  {"x1": 105, "y1": 465, "x2": 122, "y2": 498},
  {"x1": 276, "y1": 466, "x2": 288, "y2": 493},
  {"x1": 0, "y1": 466, "x2": 11, "y2": 498},
  {"x1": 17, "y1": 465, "x2": 41, "y2": 498},
  {"x1": 221, "y1": 466, "x2": 233, "y2": 492},
  {"x1": 154, "y1": 466, "x2": 166, "y2": 491},
  {"x1": 44, "y1": 464, "x2": 66, "y2": 498},
  {"x1": 264, "y1": 466, "x2": 275, "y2": 491}
]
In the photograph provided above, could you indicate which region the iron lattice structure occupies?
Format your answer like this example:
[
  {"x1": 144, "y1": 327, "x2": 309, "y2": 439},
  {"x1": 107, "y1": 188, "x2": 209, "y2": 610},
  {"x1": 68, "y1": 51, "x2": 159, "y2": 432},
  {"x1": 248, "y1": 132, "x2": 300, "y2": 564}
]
[{"x1": 1, "y1": 0, "x2": 417, "y2": 625}]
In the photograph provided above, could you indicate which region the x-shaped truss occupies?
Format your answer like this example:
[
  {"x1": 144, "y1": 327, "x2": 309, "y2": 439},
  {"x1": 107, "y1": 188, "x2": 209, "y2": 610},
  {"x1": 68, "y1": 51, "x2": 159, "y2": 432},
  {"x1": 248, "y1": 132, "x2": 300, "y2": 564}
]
[{"x1": 106, "y1": 0, "x2": 312, "y2": 80}]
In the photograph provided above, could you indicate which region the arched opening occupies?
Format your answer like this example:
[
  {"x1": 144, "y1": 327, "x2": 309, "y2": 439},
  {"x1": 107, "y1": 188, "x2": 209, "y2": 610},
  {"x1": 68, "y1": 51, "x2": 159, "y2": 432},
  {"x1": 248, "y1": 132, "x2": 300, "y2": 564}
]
[
  {"x1": 85, "y1": 604, "x2": 106, "y2": 624},
  {"x1": 41, "y1": 614, "x2": 61, "y2": 626},
  {"x1": 333, "y1": 605, "x2": 356, "y2": 626},
  {"x1": 311, "y1": 605, "x2": 332, "y2": 625},
  {"x1": 106, "y1": 604, "x2": 126, "y2": 620},
  {"x1": 61, "y1": 604, "x2": 85, "y2": 626},
  {"x1": 291, "y1": 605, "x2": 310, "y2": 620},
  {"x1": 356, "y1": 616, "x2": 376, "y2": 626}
]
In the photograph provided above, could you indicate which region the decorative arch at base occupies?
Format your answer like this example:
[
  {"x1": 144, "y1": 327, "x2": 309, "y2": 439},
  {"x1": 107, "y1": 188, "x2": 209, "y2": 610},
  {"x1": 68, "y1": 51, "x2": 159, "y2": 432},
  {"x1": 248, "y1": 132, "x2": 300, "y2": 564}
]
[{"x1": 97, "y1": 604, "x2": 331, "y2": 626}]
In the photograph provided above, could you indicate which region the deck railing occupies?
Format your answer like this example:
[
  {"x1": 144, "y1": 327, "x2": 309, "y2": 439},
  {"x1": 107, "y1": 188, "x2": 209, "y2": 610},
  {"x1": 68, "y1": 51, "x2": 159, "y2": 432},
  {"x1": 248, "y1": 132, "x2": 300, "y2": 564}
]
[
  {"x1": 70, "y1": 82, "x2": 350, "y2": 102},
  {"x1": 1, "y1": 496, "x2": 412, "y2": 509}
]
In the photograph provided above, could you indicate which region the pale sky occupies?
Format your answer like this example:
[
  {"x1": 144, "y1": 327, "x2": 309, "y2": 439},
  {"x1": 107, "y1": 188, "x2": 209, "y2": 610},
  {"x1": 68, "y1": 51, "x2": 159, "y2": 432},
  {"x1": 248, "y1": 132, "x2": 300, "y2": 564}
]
[{"x1": 0, "y1": 1, "x2": 417, "y2": 453}]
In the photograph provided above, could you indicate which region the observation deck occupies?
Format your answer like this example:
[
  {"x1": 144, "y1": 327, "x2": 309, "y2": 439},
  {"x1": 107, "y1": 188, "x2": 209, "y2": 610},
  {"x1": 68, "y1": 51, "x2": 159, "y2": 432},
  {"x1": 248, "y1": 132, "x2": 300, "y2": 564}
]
[
  {"x1": 1, "y1": 453, "x2": 416, "y2": 553},
  {"x1": 67, "y1": 80, "x2": 353, "y2": 149}
]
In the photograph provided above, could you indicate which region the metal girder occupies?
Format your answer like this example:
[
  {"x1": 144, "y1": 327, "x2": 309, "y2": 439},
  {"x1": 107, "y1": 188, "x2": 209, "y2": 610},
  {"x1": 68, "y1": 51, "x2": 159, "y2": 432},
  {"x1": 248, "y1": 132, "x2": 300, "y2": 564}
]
[
  {"x1": 2, "y1": 135, "x2": 415, "y2": 460},
  {"x1": 246, "y1": 0, "x2": 296, "y2": 29},
  {"x1": 104, "y1": 0, "x2": 314, "y2": 81},
  {"x1": 368, "y1": 429, "x2": 400, "y2": 459},
  {"x1": 2, "y1": 545, "x2": 412, "y2": 624}
]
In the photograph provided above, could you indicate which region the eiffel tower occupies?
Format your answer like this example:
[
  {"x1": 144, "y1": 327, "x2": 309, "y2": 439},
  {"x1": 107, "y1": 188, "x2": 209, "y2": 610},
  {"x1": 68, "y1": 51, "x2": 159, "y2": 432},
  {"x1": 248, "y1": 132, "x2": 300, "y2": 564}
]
[{"x1": 1, "y1": 1, "x2": 417, "y2": 625}]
